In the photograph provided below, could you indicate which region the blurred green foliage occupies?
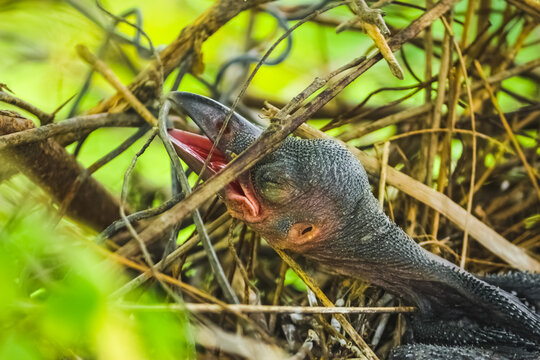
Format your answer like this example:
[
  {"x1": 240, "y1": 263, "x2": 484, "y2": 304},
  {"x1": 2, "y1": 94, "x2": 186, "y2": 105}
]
[{"x1": 0, "y1": 180, "x2": 193, "y2": 359}]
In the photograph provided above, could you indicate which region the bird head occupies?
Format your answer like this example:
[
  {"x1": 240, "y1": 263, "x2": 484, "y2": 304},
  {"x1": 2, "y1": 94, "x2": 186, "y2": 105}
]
[{"x1": 167, "y1": 92, "x2": 374, "y2": 255}]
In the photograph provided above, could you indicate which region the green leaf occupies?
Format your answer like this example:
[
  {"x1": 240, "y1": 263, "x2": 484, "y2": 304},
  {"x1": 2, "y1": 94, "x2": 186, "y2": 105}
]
[{"x1": 285, "y1": 268, "x2": 307, "y2": 292}]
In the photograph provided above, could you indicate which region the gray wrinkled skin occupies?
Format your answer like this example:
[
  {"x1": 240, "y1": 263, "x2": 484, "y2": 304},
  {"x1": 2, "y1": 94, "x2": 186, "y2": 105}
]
[
  {"x1": 247, "y1": 137, "x2": 540, "y2": 358},
  {"x1": 169, "y1": 92, "x2": 540, "y2": 359},
  {"x1": 390, "y1": 344, "x2": 540, "y2": 360}
]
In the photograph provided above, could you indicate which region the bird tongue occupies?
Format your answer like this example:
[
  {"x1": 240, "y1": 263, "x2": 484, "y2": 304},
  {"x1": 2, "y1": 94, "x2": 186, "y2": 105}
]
[
  {"x1": 167, "y1": 129, "x2": 260, "y2": 217},
  {"x1": 168, "y1": 129, "x2": 227, "y2": 175}
]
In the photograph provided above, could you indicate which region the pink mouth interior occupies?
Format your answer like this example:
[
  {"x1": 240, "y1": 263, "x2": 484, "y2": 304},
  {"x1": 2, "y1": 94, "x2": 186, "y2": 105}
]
[{"x1": 168, "y1": 129, "x2": 260, "y2": 217}]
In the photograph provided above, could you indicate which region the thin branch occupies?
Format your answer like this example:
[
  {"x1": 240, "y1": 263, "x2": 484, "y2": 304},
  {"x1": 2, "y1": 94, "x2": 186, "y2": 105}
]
[
  {"x1": 100, "y1": 193, "x2": 184, "y2": 239},
  {"x1": 0, "y1": 113, "x2": 142, "y2": 151},
  {"x1": 275, "y1": 248, "x2": 379, "y2": 360},
  {"x1": 440, "y1": 17, "x2": 477, "y2": 270},
  {"x1": 117, "y1": 303, "x2": 417, "y2": 314},
  {"x1": 112, "y1": 213, "x2": 231, "y2": 298},
  {"x1": 158, "y1": 100, "x2": 239, "y2": 304},
  {"x1": 384, "y1": 128, "x2": 509, "y2": 152},
  {"x1": 76, "y1": 44, "x2": 158, "y2": 127},
  {"x1": 474, "y1": 60, "x2": 540, "y2": 202},
  {"x1": 0, "y1": 91, "x2": 54, "y2": 124},
  {"x1": 378, "y1": 141, "x2": 390, "y2": 206}
]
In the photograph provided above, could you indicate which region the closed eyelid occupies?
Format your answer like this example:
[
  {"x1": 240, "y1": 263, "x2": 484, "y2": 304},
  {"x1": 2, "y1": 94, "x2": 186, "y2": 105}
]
[{"x1": 260, "y1": 171, "x2": 286, "y2": 183}]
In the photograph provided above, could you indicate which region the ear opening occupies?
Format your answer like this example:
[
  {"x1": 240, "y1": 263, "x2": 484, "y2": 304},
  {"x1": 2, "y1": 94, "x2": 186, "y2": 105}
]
[
  {"x1": 301, "y1": 226, "x2": 313, "y2": 235},
  {"x1": 289, "y1": 222, "x2": 320, "y2": 247}
]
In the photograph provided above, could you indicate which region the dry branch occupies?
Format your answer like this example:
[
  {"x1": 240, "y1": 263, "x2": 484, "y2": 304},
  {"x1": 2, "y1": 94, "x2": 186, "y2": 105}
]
[
  {"x1": 0, "y1": 113, "x2": 142, "y2": 151},
  {"x1": 0, "y1": 111, "x2": 123, "y2": 231},
  {"x1": 76, "y1": 45, "x2": 159, "y2": 127},
  {"x1": 0, "y1": 90, "x2": 54, "y2": 124},
  {"x1": 119, "y1": 303, "x2": 416, "y2": 314},
  {"x1": 276, "y1": 248, "x2": 379, "y2": 360}
]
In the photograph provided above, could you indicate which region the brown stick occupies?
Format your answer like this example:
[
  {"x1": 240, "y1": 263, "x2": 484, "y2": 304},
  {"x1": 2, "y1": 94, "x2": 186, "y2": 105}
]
[
  {"x1": 0, "y1": 91, "x2": 54, "y2": 124},
  {"x1": 0, "y1": 113, "x2": 142, "y2": 151},
  {"x1": 120, "y1": 303, "x2": 416, "y2": 314},
  {"x1": 276, "y1": 248, "x2": 379, "y2": 360},
  {"x1": 507, "y1": 0, "x2": 540, "y2": 20},
  {"x1": 76, "y1": 45, "x2": 159, "y2": 127},
  {"x1": 0, "y1": 111, "x2": 123, "y2": 231},
  {"x1": 474, "y1": 60, "x2": 540, "y2": 202}
]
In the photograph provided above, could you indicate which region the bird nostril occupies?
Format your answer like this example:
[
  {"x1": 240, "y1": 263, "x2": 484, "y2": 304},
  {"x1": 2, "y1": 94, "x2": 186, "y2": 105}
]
[
  {"x1": 302, "y1": 226, "x2": 313, "y2": 235},
  {"x1": 216, "y1": 120, "x2": 231, "y2": 135}
]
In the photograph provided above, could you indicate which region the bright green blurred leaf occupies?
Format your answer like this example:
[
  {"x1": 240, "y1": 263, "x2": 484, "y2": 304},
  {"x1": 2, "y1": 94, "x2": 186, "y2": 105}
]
[{"x1": 285, "y1": 268, "x2": 307, "y2": 292}]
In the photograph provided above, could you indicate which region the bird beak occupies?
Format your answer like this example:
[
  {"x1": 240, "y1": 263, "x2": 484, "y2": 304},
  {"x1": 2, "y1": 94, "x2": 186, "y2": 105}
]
[
  {"x1": 166, "y1": 92, "x2": 262, "y2": 219},
  {"x1": 166, "y1": 92, "x2": 262, "y2": 178}
]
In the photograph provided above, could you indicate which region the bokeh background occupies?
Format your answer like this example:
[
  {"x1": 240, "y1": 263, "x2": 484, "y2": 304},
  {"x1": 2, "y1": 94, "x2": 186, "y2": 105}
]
[{"x1": 1, "y1": 0, "x2": 539, "y2": 359}]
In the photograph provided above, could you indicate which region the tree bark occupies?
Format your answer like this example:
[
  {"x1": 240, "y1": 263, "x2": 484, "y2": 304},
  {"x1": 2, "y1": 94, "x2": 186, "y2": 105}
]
[{"x1": 0, "y1": 111, "x2": 123, "y2": 231}]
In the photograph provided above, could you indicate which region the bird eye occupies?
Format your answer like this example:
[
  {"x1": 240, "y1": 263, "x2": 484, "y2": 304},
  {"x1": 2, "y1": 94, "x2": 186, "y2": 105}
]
[
  {"x1": 260, "y1": 181, "x2": 288, "y2": 203},
  {"x1": 254, "y1": 169, "x2": 293, "y2": 204}
]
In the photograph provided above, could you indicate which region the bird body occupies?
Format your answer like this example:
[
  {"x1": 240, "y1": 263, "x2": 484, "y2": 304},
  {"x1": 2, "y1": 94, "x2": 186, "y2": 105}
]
[{"x1": 168, "y1": 92, "x2": 540, "y2": 359}]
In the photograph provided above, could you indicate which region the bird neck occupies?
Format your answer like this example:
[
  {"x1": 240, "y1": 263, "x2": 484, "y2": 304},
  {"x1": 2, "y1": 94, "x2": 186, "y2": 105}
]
[{"x1": 303, "y1": 192, "x2": 540, "y2": 341}]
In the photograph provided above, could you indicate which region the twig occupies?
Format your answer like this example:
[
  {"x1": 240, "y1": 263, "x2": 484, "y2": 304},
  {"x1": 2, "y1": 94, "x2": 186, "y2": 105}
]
[
  {"x1": 0, "y1": 91, "x2": 54, "y2": 124},
  {"x1": 507, "y1": 0, "x2": 540, "y2": 21},
  {"x1": 346, "y1": 0, "x2": 404, "y2": 79},
  {"x1": 158, "y1": 100, "x2": 239, "y2": 304},
  {"x1": 428, "y1": 15, "x2": 452, "y2": 237},
  {"x1": 226, "y1": 220, "x2": 257, "y2": 303},
  {"x1": 378, "y1": 142, "x2": 390, "y2": 207},
  {"x1": 117, "y1": 303, "x2": 416, "y2": 314},
  {"x1": 474, "y1": 60, "x2": 540, "y2": 202},
  {"x1": 440, "y1": 17, "x2": 477, "y2": 270},
  {"x1": 112, "y1": 213, "x2": 231, "y2": 298},
  {"x1": 75, "y1": 44, "x2": 158, "y2": 127},
  {"x1": 0, "y1": 113, "x2": 143, "y2": 151},
  {"x1": 339, "y1": 103, "x2": 432, "y2": 141},
  {"x1": 268, "y1": 260, "x2": 288, "y2": 332},
  {"x1": 100, "y1": 193, "x2": 184, "y2": 239},
  {"x1": 275, "y1": 249, "x2": 379, "y2": 360},
  {"x1": 383, "y1": 128, "x2": 509, "y2": 153}
]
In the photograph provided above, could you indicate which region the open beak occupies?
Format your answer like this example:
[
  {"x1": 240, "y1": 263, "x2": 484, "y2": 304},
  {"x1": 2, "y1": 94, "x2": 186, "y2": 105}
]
[{"x1": 166, "y1": 92, "x2": 263, "y2": 221}]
